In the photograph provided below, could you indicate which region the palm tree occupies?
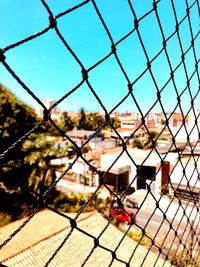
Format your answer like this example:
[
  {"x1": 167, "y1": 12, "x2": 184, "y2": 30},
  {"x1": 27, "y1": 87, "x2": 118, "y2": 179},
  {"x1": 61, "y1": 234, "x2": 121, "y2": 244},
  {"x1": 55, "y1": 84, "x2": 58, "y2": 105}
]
[
  {"x1": 76, "y1": 108, "x2": 88, "y2": 130},
  {"x1": 23, "y1": 134, "x2": 65, "y2": 196},
  {"x1": 59, "y1": 112, "x2": 75, "y2": 132},
  {"x1": 144, "y1": 130, "x2": 158, "y2": 150}
]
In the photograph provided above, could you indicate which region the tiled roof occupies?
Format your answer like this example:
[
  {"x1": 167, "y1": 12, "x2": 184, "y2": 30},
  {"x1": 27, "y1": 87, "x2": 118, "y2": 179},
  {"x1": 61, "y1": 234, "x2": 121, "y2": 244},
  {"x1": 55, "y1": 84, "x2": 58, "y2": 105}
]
[{"x1": 1, "y1": 212, "x2": 171, "y2": 267}]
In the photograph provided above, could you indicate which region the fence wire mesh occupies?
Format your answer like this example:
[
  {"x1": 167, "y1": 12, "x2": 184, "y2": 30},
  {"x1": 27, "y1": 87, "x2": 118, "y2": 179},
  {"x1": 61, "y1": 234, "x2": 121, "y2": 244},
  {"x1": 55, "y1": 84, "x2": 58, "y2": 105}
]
[{"x1": 0, "y1": 0, "x2": 200, "y2": 266}]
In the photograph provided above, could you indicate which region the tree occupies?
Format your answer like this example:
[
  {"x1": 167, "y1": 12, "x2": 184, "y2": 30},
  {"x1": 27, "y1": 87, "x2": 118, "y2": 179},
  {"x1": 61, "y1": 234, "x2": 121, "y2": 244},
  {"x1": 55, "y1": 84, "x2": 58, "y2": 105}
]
[
  {"x1": 0, "y1": 84, "x2": 37, "y2": 190},
  {"x1": 0, "y1": 84, "x2": 66, "y2": 205},
  {"x1": 103, "y1": 116, "x2": 121, "y2": 130},
  {"x1": 23, "y1": 133, "x2": 65, "y2": 196},
  {"x1": 74, "y1": 108, "x2": 122, "y2": 131},
  {"x1": 132, "y1": 138, "x2": 144, "y2": 149},
  {"x1": 110, "y1": 117, "x2": 121, "y2": 129},
  {"x1": 39, "y1": 121, "x2": 61, "y2": 136},
  {"x1": 161, "y1": 119, "x2": 166, "y2": 125},
  {"x1": 59, "y1": 112, "x2": 75, "y2": 132},
  {"x1": 0, "y1": 84, "x2": 37, "y2": 153},
  {"x1": 143, "y1": 130, "x2": 158, "y2": 150},
  {"x1": 76, "y1": 108, "x2": 88, "y2": 130},
  {"x1": 75, "y1": 109, "x2": 105, "y2": 131},
  {"x1": 85, "y1": 112, "x2": 104, "y2": 130}
]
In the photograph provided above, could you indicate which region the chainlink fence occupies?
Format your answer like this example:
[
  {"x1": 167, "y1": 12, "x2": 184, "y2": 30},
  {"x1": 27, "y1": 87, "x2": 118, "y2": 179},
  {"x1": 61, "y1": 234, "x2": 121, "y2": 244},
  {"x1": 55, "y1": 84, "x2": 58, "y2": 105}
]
[{"x1": 0, "y1": 0, "x2": 200, "y2": 266}]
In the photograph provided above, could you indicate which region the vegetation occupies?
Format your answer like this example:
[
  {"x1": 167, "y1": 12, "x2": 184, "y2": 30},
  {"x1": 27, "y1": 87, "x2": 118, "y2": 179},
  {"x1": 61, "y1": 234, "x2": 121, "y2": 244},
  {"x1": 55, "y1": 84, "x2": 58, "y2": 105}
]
[
  {"x1": 75, "y1": 108, "x2": 121, "y2": 131},
  {"x1": 0, "y1": 212, "x2": 12, "y2": 227},
  {"x1": 39, "y1": 120, "x2": 60, "y2": 136},
  {"x1": 132, "y1": 130, "x2": 159, "y2": 150},
  {"x1": 0, "y1": 84, "x2": 37, "y2": 191},
  {"x1": 161, "y1": 118, "x2": 166, "y2": 125},
  {"x1": 59, "y1": 107, "x2": 121, "y2": 132},
  {"x1": 59, "y1": 111, "x2": 75, "y2": 132},
  {"x1": 0, "y1": 84, "x2": 37, "y2": 152},
  {"x1": 169, "y1": 248, "x2": 200, "y2": 267},
  {"x1": 50, "y1": 191, "x2": 97, "y2": 213},
  {"x1": 126, "y1": 229, "x2": 152, "y2": 247},
  {"x1": 85, "y1": 112, "x2": 105, "y2": 130},
  {"x1": 0, "y1": 188, "x2": 34, "y2": 226},
  {"x1": 0, "y1": 84, "x2": 121, "y2": 228},
  {"x1": 106, "y1": 116, "x2": 121, "y2": 130},
  {"x1": 132, "y1": 138, "x2": 144, "y2": 149},
  {"x1": 143, "y1": 130, "x2": 158, "y2": 149},
  {"x1": 23, "y1": 133, "x2": 66, "y2": 196},
  {"x1": 0, "y1": 84, "x2": 66, "y2": 226},
  {"x1": 76, "y1": 108, "x2": 88, "y2": 130}
]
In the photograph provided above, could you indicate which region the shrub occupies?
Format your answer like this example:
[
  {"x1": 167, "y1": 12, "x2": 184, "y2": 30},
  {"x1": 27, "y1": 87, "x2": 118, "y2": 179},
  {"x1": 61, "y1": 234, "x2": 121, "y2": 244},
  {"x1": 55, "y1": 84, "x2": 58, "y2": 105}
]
[
  {"x1": 132, "y1": 138, "x2": 144, "y2": 149},
  {"x1": 0, "y1": 212, "x2": 12, "y2": 227},
  {"x1": 117, "y1": 226, "x2": 152, "y2": 248},
  {"x1": 51, "y1": 191, "x2": 92, "y2": 213},
  {"x1": 170, "y1": 248, "x2": 200, "y2": 267},
  {"x1": 127, "y1": 229, "x2": 152, "y2": 247}
]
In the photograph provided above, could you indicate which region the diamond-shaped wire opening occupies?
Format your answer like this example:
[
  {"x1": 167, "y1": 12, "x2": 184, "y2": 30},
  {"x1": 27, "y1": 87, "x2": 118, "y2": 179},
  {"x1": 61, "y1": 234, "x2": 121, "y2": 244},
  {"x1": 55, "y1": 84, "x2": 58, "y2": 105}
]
[{"x1": 0, "y1": 0, "x2": 199, "y2": 266}]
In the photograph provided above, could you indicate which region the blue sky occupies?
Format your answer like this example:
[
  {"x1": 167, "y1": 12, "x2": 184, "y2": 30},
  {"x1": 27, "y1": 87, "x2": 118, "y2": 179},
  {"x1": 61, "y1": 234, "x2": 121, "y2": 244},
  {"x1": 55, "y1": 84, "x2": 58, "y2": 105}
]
[{"x1": 0, "y1": 0, "x2": 199, "y2": 114}]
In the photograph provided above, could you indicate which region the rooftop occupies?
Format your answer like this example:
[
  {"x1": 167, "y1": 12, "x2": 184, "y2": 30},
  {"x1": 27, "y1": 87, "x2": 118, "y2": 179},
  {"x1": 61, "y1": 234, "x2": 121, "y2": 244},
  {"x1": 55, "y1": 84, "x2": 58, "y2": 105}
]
[
  {"x1": 1, "y1": 210, "x2": 171, "y2": 267},
  {"x1": 66, "y1": 130, "x2": 101, "y2": 138}
]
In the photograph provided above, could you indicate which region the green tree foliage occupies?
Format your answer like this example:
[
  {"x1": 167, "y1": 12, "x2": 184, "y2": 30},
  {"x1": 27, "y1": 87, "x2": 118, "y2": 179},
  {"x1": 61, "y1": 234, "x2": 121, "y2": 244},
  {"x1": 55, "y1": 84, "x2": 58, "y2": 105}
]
[
  {"x1": 39, "y1": 121, "x2": 60, "y2": 136},
  {"x1": 59, "y1": 111, "x2": 75, "y2": 132},
  {"x1": 109, "y1": 117, "x2": 121, "y2": 129},
  {"x1": 51, "y1": 191, "x2": 96, "y2": 213},
  {"x1": 75, "y1": 108, "x2": 120, "y2": 131},
  {"x1": 75, "y1": 108, "x2": 104, "y2": 130},
  {"x1": 76, "y1": 108, "x2": 88, "y2": 130},
  {"x1": 0, "y1": 84, "x2": 37, "y2": 153},
  {"x1": 0, "y1": 84, "x2": 37, "y2": 190},
  {"x1": 161, "y1": 118, "x2": 166, "y2": 125},
  {"x1": 85, "y1": 112, "x2": 105, "y2": 130},
  {"x1": 0, "y1": 84, "x2": 66, "y2": 213},
  {"x1": 144, "y1": 130, "x2": 158, "y2": 150},
  {"x1": 132, "y1": 138, "x2": 144, "y2": 149},
  {"x1": 23, "y1": 134, "x2": 66, "y2": 196}
]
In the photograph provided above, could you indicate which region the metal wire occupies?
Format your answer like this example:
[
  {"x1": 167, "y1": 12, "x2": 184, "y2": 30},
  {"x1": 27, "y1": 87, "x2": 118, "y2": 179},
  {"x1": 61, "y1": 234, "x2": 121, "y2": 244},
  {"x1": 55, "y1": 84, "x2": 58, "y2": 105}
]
[{"x1": 0, "y1": 0, "x2": 199, "y2": 266}]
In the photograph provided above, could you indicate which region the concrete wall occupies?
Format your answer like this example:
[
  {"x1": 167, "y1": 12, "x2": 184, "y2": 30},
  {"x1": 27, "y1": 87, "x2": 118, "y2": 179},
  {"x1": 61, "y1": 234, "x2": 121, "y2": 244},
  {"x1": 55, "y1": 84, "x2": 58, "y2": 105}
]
[{"x1": 89, "y1": 139, "x2": 116, "y2": 151}]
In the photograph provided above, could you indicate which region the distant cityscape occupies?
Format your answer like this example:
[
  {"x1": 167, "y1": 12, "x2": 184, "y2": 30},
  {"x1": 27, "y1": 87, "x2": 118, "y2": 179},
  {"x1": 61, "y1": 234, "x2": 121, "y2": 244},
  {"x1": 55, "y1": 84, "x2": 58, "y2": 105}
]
[
  {"x1": 34, "y1": 98, "x2": 200, "y2": 205},
  {"x1": 35, "y1": 98, "x2": 200, "y2": 143}
]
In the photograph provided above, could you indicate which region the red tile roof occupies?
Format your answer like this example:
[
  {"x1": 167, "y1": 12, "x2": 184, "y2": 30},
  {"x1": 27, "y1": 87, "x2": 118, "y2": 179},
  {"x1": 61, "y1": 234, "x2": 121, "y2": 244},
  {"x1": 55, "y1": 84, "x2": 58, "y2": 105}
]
[{"x1": 1, "y1": 211, "x2": 171, "y2": 267}]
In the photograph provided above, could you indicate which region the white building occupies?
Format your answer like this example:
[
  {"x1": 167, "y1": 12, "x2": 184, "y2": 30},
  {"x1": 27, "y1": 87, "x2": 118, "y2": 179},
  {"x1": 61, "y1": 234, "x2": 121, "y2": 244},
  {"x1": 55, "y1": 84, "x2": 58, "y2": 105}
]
[
  {"x1": 100, "y1": 148, "x2": 199, "y2": 201},
  {"x1": 100, "y1": 148, "x2": 164, "y2": 195},
  {"x1": 173, "y1": 110, "x2": 200, "y2": 142}
]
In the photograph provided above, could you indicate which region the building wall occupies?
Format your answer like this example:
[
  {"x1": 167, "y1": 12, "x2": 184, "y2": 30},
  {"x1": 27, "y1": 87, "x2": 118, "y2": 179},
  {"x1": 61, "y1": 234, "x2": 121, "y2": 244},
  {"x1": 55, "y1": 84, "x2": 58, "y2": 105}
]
[
  {"x1": 100, "y1": 153, "x2": 161, "y2": 193},
  {"x1": 89, "y1": 139, "x2": 116, "y2": 151}
]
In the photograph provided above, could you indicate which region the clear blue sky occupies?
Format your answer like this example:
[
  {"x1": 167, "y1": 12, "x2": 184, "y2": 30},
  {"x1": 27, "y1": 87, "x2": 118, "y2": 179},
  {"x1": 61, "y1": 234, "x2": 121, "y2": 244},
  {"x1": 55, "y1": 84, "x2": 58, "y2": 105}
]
[{"x1": 0, "y1": 0, "x2": 199, "y2": 114}]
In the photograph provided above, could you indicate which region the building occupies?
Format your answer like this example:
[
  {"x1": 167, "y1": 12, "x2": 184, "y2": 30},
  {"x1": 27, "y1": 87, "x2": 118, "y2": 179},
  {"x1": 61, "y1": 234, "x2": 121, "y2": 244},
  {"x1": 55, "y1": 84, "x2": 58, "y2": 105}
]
[
  {"x1": 169, "y1": 159, "x2": 200, "y2": 203},
  {"x1": 1, "y1": 210, "x2": 170, "y2": 267},
  {"x1": 66, "y1": 130, "x2": 104, "y2": 147},
  {"x1": 100, "y1": 148, "x2": 163, "y2": 195},
  {"x1": 100, "y1": 147, "x2": 200, "y2": 202},
  {"x1": 100, "y1": 165, "x2": 131, "y2": 192},
  {"x1": 120, "y1": 117, "x2": 135, "y2": 130},
  {"x1": 171, "y1": 113, "x2": 189, "y2": 128},
  {"x1": 35, "y1": 98, "x2": 61, "y2": 122},
  {"x1": 172, "y1": 111, "x2": 199, "y2": 142},
  {"x1": 110, "y1": 130, "x2": 135, "y2": 145}
]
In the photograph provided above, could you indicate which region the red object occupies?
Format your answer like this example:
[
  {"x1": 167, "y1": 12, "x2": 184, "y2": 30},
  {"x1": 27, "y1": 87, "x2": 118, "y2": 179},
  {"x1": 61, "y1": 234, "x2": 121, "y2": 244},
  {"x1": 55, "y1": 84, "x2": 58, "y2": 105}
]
[{"x1": 110, "y1": 208, "x2": 136, "y2": 224}]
